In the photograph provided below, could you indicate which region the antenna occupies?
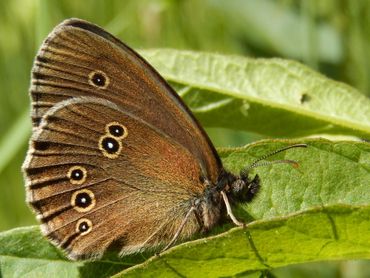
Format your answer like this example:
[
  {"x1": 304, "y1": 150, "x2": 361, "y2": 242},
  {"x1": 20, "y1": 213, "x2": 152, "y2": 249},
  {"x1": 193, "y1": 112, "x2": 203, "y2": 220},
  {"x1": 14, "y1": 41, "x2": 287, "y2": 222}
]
[{"x1": 240, "y1": 143, "x2": 307, "y2": 176}]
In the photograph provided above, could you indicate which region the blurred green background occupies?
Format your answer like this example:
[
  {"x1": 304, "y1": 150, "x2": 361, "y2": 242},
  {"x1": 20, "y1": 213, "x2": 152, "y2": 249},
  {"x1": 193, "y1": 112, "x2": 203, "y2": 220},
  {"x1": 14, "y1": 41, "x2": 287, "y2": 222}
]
[{"x1": 0, "y1": 0, "x2": 369, "y2": 275}]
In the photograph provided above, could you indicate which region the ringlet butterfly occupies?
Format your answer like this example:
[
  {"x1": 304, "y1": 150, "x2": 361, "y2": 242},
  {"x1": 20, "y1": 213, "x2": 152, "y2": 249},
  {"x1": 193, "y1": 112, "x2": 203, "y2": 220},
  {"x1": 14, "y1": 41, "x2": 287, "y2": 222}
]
[{"x1": 23, "y1": 18, "x2": 305, "y2": 260}]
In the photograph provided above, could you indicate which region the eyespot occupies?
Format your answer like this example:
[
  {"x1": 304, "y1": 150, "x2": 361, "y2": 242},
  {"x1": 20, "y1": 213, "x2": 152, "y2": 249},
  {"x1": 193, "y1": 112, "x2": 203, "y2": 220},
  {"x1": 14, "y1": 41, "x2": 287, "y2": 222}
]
[
  {"x1": 88, "y1": 70, "x2": 109, "y2": 89},
  {"x1": 67, "y1": 166, "x2": 87, "y2": 185},
  {"x1": 76, "y1": 218, "x2": 92, "y2": 236},
  {"x1": 106, "y1": 122, "x2": 128, "y2": 139},
  {"x1": 71, "y1": 189, "x2": 96, "y2": 212},
  {"x1": 99, "y1": 135, "x2": 122, "y2": 159}
]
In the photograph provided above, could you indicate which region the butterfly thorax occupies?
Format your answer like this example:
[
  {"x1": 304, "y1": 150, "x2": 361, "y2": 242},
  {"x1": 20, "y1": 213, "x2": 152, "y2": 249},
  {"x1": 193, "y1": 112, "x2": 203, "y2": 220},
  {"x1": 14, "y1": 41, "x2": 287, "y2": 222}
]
[{"x1": 197, "y1": 184, "x2": 223, "y2": 231}]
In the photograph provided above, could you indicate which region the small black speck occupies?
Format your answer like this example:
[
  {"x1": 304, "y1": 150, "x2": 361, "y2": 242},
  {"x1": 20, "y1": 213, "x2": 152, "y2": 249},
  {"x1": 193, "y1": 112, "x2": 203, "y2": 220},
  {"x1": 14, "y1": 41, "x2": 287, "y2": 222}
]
[{"x1": 300, "y1": 93, "x2": 311, "y2": 104}]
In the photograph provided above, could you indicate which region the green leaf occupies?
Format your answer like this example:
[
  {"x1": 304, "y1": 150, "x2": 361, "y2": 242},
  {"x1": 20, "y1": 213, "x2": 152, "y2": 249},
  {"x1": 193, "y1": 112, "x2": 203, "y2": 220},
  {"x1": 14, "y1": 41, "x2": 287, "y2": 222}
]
[
  {"x1": 118, "y1": 205, "x2": 370, "y2": 278},
  {"x1": 1, "y1": 139, "x2": 369, "y2": 277},
  {"x1": 140, "y1": 49, "x2": 370, "y2": 139}
]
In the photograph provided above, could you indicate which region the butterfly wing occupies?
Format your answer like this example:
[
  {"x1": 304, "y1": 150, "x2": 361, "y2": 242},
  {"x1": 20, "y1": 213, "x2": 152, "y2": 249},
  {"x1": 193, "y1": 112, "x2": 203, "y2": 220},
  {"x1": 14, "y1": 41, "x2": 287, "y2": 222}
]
[
  {"x1": 30, "y1": 18, "x2": 221, "y2": 184},
  {"x1": 24, "y1": 97, "x2": 204, "y2": 259}
]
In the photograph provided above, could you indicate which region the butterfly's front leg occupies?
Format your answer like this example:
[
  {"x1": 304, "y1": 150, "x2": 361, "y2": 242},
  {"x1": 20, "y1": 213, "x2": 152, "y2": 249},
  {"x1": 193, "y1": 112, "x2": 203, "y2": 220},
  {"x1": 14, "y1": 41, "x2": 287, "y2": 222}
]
[{"x1": 220, "y1": 191, "x2": 245, "y2": 227}]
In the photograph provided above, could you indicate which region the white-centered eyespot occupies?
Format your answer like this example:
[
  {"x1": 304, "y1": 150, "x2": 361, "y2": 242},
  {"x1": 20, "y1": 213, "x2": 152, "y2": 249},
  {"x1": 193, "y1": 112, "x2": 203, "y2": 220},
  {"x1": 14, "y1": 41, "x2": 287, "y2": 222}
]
[
  {"x1": 67, "y1": 166, "x2": 87, "y2": 185},
  {"x1": 88, "y1": 70, "x2": 109, "y2": 89},
  {"x1": 76, "y1": 218, "x2": 93, "y2": 236},
  {"x1": 71, "y1": 189, "x2": 96, "y2": 212},
  {"x1": 105, "y1": 122, "x2": 128, "y2": 139},
  {"x1": 98, "y1": 135, "x2": 122, "y2": 159}
]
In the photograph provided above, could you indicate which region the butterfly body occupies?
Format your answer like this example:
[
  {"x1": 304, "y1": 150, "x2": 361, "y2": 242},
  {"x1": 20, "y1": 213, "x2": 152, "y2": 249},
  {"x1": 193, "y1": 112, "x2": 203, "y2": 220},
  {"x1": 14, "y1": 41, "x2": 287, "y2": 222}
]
[{"x1": 23, "y1": 19, "x2": 259, "y2": 260}]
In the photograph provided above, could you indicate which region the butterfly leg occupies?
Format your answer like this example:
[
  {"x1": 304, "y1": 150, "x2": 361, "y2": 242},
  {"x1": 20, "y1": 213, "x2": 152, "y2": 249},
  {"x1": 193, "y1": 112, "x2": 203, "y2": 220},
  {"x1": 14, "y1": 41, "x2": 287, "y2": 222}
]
[
  {"x1": 161, "y1": 206, "x2": 196, "y2": 253},
  {"x1": 221, "y1": 191, "x2": 245, "y2": 227}
]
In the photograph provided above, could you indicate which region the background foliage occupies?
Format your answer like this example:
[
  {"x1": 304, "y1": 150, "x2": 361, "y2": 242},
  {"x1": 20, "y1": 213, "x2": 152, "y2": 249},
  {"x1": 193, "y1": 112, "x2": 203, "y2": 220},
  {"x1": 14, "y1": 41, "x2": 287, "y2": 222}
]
[{"x1": 0, "y1": 0, "x2": 369, "y2": 277}]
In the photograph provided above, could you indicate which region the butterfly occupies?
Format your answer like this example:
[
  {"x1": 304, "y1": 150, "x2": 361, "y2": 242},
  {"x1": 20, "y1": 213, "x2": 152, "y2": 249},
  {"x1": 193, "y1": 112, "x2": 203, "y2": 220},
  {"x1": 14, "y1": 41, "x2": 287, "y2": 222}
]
[{"x1": 23, "y1": 18, "x2": 305, "y2": 260}]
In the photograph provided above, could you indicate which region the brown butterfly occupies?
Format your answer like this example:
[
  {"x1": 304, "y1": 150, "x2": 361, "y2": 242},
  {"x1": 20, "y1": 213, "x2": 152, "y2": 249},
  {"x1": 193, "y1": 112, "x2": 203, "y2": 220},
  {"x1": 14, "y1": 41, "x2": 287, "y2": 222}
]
[{"x1": 23, "y1": 18, "x2": 305, "y2": 260}]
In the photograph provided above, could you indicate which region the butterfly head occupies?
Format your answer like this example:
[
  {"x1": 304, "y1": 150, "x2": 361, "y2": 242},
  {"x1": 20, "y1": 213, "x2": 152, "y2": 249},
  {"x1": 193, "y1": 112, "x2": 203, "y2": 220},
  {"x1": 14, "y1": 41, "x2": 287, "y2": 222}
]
[{"x1": 211, "y1": 144, "x2": 307, "y2": 222}]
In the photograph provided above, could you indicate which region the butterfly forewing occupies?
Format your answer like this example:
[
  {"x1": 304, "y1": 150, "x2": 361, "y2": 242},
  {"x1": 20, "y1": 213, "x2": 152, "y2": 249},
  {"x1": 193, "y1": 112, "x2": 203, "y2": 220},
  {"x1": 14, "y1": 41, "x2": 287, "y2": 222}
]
[{"x1": 30, "y1": 18, "x2": 221, "y2": 184}]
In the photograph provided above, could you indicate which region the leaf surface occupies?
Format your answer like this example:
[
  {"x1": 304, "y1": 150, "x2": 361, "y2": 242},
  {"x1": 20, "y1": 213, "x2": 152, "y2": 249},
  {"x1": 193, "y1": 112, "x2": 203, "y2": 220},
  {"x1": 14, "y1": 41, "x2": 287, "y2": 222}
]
[{"x1": 141, "y1": 50, "x2": 370, "y2": 139}]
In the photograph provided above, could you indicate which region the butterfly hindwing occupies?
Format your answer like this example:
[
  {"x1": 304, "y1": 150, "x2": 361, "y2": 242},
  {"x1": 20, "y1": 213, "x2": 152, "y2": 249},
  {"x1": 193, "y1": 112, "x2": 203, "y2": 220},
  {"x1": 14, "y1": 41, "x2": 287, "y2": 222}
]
[{"x1": 24, "y1": 97, "x2": 202, "y2": 259}]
